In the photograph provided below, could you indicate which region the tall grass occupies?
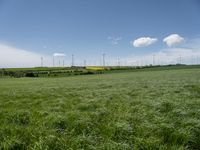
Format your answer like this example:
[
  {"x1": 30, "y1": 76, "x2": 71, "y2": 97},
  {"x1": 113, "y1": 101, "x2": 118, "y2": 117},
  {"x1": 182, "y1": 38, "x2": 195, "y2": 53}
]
[{"x1": 0, "y1": 68, "x2": 200, "y2": 149}]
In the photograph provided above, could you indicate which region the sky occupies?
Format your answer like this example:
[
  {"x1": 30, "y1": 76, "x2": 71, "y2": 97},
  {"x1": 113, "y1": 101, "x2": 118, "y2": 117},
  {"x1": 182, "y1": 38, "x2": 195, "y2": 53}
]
[{"x1": 0, "y1": 0, "x2": 200, "y2": 67}]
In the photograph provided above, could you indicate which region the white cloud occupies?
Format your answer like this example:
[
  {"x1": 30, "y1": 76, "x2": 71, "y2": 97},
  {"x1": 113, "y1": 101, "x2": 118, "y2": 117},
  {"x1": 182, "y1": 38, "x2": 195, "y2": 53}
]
[
  {"x1": 0, "y1": 43, "x2": 51, "y2": 68},
  {"x1": 108, "y1": 36, "x2": 122, "y2": 45},
  {"x1": 133, "y1": 37, "x2": 157, "y2": 47},
  {"x1": 53, "y1": 53, "x2": 66, "y2": 57},
  {"x1": 163, "y1": 34, "x2": 184, "y2": 47}
]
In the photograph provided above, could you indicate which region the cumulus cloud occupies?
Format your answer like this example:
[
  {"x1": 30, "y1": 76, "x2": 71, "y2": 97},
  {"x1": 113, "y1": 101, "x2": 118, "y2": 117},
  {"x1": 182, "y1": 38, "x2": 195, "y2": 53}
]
[
  {"x1": 133, "y1": 37, "x2": 157, "y2": 47},
  {"x1": 163, "y1": 34, "x2": 184, "y2": 47},
  {"x1": 0, "y1": 43, "x2": 51, "y2": 68},
  {"x1": 53, "y1": 53, "x2": 66, "y2": 57},
  {"x1": 108, "y1": 36, "x2": 122, "y2": 45}
]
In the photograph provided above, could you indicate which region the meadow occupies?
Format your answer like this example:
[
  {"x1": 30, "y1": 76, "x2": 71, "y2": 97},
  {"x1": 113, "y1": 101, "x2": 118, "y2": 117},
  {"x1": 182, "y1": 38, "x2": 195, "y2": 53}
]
[{"x1": 0, "y1": 67, "x2": 200, "y2": 149}]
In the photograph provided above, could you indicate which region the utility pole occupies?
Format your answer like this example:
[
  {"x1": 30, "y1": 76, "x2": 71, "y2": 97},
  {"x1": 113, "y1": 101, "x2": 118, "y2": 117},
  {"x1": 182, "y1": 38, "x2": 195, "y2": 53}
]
[
  {"x1": 179, "y1": 55, "x2": 182, "y2": 64},
  {"x1": 63, "y1": 60, "x2": 65, "y2": 67},
  {"x1": 153, "y1": 54, "x2": 155, "y2": 66}
]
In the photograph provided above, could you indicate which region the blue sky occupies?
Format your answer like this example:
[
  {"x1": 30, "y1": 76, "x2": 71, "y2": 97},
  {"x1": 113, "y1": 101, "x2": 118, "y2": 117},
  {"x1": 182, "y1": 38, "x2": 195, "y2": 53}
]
[{"x1": 0, "y1": 0, "x2": 200, "y2": 67}]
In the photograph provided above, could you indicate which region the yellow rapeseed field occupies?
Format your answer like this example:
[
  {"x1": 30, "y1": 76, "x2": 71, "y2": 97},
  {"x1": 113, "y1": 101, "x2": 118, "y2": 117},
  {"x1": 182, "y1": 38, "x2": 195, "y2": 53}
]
[{"x1": 86, "y1": 66, "x2": 105, "y2": 71}]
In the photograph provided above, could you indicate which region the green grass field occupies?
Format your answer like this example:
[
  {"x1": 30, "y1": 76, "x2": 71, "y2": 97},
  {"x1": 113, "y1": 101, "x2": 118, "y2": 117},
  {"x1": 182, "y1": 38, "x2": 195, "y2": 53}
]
[{"x1": 0, "y1": 67, "x2": 200, "y2": 149}]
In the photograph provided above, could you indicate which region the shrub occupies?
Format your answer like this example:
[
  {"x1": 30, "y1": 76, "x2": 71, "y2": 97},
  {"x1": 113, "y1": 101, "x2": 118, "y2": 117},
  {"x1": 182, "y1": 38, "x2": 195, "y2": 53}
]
[{"x1": 25, "y1": 72, "x2": 36, "y2": 77}]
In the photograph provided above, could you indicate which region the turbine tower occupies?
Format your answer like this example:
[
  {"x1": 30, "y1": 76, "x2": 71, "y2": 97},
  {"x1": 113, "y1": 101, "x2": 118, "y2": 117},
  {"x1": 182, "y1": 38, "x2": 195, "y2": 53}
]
[
  {"x1": 71, "y1": 54, "x2": 74, "y2": 67},
  {"x1": 84, "y1": 60, "x2": 86, "y2": 67},
  {"x1": 117, "y1": 57, "x2": 120, "y2": 67},
  {"x1": 41, "y1": 57, "x2": 43, "y2": 67},
  {"x1": 102, "y1": 53, "x2": 106, "y2": 66},
  {"x1": 153, "y1": 54, "x2": 155, "y2": 66},
  {"x1": 53, "y1": 56, "x2": 55, "y2": 67}
]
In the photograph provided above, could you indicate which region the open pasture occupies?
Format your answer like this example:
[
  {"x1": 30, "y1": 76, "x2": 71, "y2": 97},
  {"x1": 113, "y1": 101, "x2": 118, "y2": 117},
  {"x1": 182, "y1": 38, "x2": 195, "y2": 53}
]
[{"x1": 0, "y1": 67, "x2": 200, "y2": 149}]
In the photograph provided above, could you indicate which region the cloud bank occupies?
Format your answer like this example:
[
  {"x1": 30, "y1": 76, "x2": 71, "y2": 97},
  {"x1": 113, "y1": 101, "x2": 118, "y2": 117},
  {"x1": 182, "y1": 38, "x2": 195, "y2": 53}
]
[
  {"x1": 122, "y1": 47, "x2": 200, "y2": 66},
  {"x1": 133, "y1": 37, "x2": 157, "y2": 47},
  {"x1": 0, "y1": 44, "x2": 51, "y2": 68},
  {"x1": 121, "y1": 36, "x2": 200, "y2": 66},
  {"x1": 163, "y1": 34, "x2": 184, "y2": 47}
]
